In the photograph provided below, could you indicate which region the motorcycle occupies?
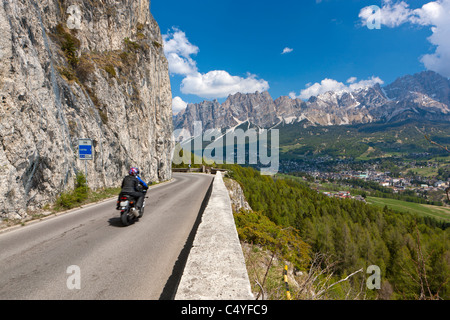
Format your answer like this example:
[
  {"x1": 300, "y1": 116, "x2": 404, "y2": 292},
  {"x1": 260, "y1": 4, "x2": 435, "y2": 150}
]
[{"x1": 116, "y1": 190, "x2": 148, "y2": 226}]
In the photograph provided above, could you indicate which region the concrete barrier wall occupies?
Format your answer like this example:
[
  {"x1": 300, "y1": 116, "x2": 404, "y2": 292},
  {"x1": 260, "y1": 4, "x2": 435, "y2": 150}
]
[{"x1": 175, "y1": 172, "x2": 254, "y2": 300}]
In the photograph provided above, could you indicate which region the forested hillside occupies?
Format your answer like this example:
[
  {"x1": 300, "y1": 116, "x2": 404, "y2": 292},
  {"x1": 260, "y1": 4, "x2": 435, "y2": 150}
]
[
  {"x1": 279, "y1": 119, "x2": 450, "y2": 159},
  {"x1": 228, "y1": 165, "x2": 449, "y2": 300}
]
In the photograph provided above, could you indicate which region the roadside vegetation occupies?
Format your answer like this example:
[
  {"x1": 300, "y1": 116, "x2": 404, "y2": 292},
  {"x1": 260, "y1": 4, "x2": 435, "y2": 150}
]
[
  {"x1": 0, "y1": 173, "x2": 120, "y2": 229},
  {"x1": 51, "y1": 172, "x2": 121, "y2": 212},
  {"x1": 226, "y1": 165, "x2": 450, "y2": 300}
]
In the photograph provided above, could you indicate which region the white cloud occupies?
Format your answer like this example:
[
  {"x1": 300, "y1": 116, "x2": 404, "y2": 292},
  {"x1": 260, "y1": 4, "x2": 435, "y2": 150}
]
[
  {"x1": 348, "y1": 76, "x2": 384, "y2": 91},
  {"x1": 290, "y1": 76, "x2": 384, "y2": 100},
  {"x1": 415, "y1": 1, "x2": 450, "y2": 77},
  {"x1": 411, "y1": 1, "x2": 446, "y2": 25},
  {"x1": 282, "y1": 47, "x2": 293, "y2": 54},
  {"x1": 298, "y1": 78, "x2": 348, "y2": 100},
  {"x1": 347, "y1": 76, "x2": 357, "y2": 84},
  {"x1": 181, "y1": 71, "x2": 269, "y2": 99},
  {"x1": 163, "y1": 28, "x2": 199, "y2": 57},
  {"x1": 172, "y1": 96, "x2": 188, "y2": 115},
  {"x1": 359, "y1": 0, "x2": 412, "y2": 28},
  {"x1": 163, "y1": 28, "x2": 199, "y2": 75},
  {"x1": 165, "y1": 52, "x2": 198, "y2": 76},
  {"x1": 289, "y1": 92, "x2": 300, "y2": 99},
  {"x1": 163, "y1": 28, "x2": 270, "y2": 99},
  {"x1": 359, "y1": 0, "x2": 450, "y2": 77}
]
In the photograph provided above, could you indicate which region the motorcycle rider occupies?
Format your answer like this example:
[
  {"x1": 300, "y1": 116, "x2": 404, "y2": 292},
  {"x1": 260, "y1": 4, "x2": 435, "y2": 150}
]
[{"x1": 117, "y1": 167, "x2": 148, "y2": 213}]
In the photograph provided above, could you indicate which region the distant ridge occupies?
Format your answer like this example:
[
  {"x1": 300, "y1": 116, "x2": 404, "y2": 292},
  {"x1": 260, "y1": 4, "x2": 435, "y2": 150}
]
[{"x1": 174, "y1": 71, "x2": 450, "y2": 134}]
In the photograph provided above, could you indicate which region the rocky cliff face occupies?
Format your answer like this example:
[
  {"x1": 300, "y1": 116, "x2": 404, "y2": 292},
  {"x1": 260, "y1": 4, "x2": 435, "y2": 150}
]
[
  {"x1": 174, "y1": 71, "x2": 450, "y2": 134},
  {"x1": 223, "y1": 178, "x2": 252, "y2": 214},
  {"x1": 0, "y1": 0, "x2": 173, "y2": 218}
]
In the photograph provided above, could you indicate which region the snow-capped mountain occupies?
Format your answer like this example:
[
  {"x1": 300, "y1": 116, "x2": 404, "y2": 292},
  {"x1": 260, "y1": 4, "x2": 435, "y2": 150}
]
[{"x1": 173, "y1": 71, "x2": 450, "y2": 134}]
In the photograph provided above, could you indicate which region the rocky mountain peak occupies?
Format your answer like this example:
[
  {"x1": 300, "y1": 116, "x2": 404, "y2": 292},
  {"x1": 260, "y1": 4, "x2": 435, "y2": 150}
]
[
  {"x1": 174, "y1": 71, "x2": 450, "y2": 134},
  {"x1": 384, "y1": 71, "x2": 450, "y2": 105}
]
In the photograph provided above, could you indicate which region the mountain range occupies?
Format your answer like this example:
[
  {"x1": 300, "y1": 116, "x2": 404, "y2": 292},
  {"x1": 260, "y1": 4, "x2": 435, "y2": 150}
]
[{"x1": 173, "y1": 71, "x2": 450, "y2": 134}]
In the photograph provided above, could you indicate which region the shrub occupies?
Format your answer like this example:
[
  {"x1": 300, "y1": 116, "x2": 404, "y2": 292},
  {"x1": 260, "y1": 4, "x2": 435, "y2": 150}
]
[
  {"x1": 152, "y1": 41, "x2": 162, "y2": 49},
  {"x1": 104, "y1": 64, "x2": 116, "y2": 78},
  {"x1": 234, "y1": 209, "x2": 310, "y2": 271},
  {"x1": 55, "y1": 172, "x2": 90, "y2": 210},
  {"x1": 123, "y1": 37, "x2": 140, "y2": 52},
  {"x1": 76, "y1": 55, "x2": 95, "y2": 82},
  {"x1": 55, "y1": 23, "x2": 81, "y2": 68}
]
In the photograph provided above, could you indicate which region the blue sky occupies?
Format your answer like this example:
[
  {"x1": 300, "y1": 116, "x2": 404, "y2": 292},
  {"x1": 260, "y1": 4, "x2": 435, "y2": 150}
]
[{"x1": 151, "y1": 0, "x2": 450, "y2": 113}]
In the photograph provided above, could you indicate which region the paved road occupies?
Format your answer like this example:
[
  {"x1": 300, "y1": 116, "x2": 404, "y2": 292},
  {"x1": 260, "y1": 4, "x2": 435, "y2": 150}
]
[{"x1": 0, "y1": 173, "x2": 214, "y2": 300}]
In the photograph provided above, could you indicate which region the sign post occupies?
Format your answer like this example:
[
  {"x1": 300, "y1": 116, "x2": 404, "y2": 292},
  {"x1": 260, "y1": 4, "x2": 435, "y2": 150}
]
[{"x1": 78, "y1": 139, "x2": 93, "y2": 178}]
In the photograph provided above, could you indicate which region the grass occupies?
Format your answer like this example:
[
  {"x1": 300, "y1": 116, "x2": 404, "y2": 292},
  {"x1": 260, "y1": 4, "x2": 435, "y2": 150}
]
[
  {"x1": 403, "y1": 159, "x2": 450, "y2": 178},
  {"x1": 366, "y1": 196, "x2": 450, "y2": 222},
  {"x1": 408, "y1": 166, "x2": 439, "y2": 177}
]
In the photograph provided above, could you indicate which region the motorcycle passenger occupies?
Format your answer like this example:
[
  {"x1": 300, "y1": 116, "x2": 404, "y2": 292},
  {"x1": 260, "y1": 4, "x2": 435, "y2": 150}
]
[{"x1": 118, "y1": 167, "x2": 148, "y2": 212}]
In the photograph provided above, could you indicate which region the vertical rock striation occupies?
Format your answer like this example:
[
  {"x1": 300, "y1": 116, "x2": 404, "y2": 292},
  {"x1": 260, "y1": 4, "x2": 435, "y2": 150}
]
[{"x1": 0, "y1": 0, "x2": 173, "y2": 218}]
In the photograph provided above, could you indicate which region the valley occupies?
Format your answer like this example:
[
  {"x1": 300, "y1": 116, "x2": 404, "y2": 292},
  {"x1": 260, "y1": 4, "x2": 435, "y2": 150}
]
[
  {"x1": 171, "y1": 69, "x2": 450, "y2": 300},
  {"x1": 173, "y1": 70, "x2": 450, "y2": 216}
]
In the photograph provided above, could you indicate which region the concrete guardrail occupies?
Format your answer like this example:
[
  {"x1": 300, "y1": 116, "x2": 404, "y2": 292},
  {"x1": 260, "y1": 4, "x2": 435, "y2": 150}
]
[{"x1": 175, "y1": 171, "x2": 254, "y2": 300}]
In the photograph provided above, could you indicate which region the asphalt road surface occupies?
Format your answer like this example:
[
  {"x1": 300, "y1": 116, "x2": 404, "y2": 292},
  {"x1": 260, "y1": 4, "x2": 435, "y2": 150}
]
[{"x1": 0, "y1": 173, "x2": 214, "y2": 300}]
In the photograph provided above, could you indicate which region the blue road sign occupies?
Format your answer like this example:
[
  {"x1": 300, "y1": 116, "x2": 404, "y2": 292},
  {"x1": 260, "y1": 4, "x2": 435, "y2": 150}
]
[{"x1": 79, "y1": 139, "x2": 93, "y2": 160}]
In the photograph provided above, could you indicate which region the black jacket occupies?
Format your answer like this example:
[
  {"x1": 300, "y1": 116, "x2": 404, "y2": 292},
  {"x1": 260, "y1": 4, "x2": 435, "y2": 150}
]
[{"x1": 121, "y1": 175, "x2": 144, "y2": 193}]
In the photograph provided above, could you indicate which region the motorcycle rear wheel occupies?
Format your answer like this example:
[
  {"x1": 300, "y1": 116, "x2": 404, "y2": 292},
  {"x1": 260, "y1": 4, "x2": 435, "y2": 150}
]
[{"x1": 121, "y1": 211, "x2": 133, "y2": 226}]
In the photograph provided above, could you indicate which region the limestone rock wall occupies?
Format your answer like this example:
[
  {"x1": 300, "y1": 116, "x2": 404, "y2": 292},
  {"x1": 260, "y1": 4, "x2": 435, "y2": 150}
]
[{"x1": 0, "y1": 0, "x2": 173, "y2": 218}]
